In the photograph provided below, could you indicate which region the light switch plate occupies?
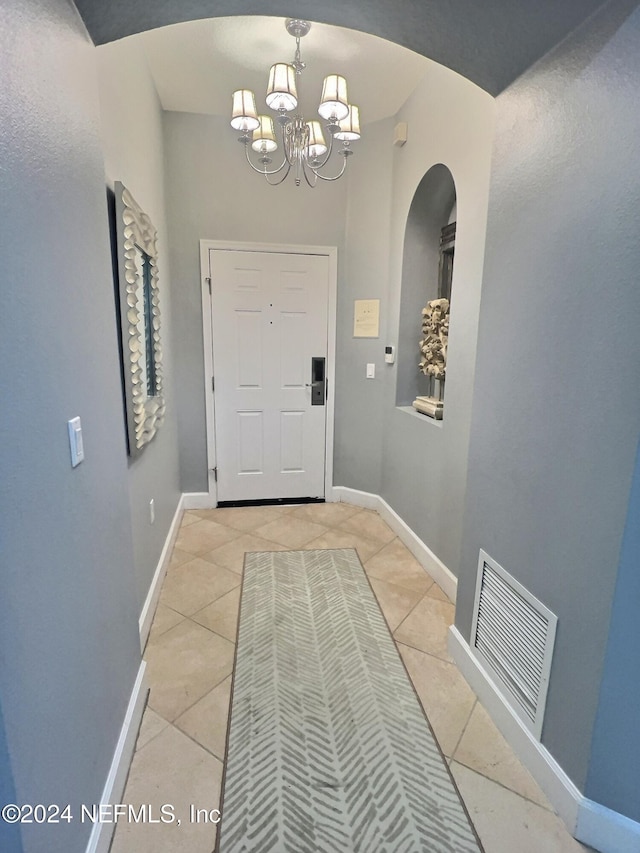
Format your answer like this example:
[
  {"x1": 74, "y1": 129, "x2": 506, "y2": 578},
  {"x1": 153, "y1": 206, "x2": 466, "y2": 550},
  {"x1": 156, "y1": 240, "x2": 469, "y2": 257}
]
[
  {"x1": 68, "y1": 417, "x2": 84, "y2": 468},
  {"x1": 366, "y1": 363, "x2": 375, "y2": 379}
]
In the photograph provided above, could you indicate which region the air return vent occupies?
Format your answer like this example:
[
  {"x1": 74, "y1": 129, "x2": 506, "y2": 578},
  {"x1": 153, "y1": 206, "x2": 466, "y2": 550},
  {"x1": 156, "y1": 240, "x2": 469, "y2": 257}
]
[{"x1": 470, "y1": 550, "x2": 557, "y2": 739}]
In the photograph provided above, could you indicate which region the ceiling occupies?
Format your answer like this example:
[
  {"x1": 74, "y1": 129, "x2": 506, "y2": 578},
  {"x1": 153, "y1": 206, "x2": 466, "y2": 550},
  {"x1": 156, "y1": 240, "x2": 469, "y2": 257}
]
[
  {"x1": 138, "y1": 17, "x2": 433, "y2": 125},
  {"x1": 75, "y1": 0, "x2": 609, "y2": 95}
]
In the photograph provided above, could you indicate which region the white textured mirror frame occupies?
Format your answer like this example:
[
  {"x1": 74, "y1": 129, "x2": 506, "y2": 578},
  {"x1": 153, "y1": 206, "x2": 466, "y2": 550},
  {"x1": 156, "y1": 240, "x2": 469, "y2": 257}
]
[{"x1": 114, "y1": 181, "x2": 165, "y2": 458}]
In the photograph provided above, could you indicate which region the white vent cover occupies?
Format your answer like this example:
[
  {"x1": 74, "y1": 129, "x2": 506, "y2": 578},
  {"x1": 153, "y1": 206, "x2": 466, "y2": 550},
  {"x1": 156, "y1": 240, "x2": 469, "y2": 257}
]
[{"x1": 470, "y1": 550, "x2": 557, "y2": 739}]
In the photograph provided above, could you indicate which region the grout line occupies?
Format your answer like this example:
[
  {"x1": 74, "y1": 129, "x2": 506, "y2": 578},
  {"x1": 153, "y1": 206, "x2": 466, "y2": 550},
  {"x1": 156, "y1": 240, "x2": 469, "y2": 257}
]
[
  {"x1": 171, "y1": 719, "x2": 228, "y2": 765},
  {"x1": 359, "y1": 535, "x2": 391, "y2": 562},
  {"x1": 450, "y1": 758, "x2": 555, "y2": 813},
  {"x1": 391, "y1": 590, "x2": 431, "y2": 636},
  {"x1": 392, "y1": 638, "x2": 476, "y2": 762},
  {"x1": 146, "y1": 604, "x2": 187, "y2": 644},
  {"x1": 450, "y1": 698, "x2": 477, "y2": 761},
  {"x1": 168, "y1": 671, "x2": 234, "y2": 727},
  {"x1": 393, "y1": 638, "x2": 477, "y2": 756},
  {"x1": 394, "y1": 638, "x2": 457, "y2": 667},
  {"x1": 131, "y1": 714, "x2": 170, "y2": 755},
  {"x1": 189, "y1": 586, "x2": 241, "y2": 617},
  {"x1": 391, "y1": 634, "x2": 454, "y2": 664},
  {"x1": 187, "y1": 614, "x2": 238, "y2": 646}
]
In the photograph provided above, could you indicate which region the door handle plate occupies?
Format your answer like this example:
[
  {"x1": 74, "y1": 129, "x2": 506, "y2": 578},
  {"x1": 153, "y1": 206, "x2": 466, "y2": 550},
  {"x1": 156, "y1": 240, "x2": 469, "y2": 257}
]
[{"x1": 310, "y1": 357, "x2": 326, "y2": 406}]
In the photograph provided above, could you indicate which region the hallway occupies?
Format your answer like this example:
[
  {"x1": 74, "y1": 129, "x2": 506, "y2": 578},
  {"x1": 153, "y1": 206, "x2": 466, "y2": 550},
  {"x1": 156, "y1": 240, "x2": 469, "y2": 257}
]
[{"x1": 112, "y1": 503, "x2": 590, "y2": 852}]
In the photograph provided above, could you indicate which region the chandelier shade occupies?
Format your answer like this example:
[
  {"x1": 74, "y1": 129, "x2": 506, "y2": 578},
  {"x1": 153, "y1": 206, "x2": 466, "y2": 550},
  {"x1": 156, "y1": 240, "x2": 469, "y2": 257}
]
[
  {"x1": 335, "y1": 105, "x2": 361, "y2": 141},
  {"x1": 229, "y1": 19, "x2": 361, "y2": 187},
  {"x1": 230, "y1": 89, "x2": 259, "y2": 132},
  {"x1": 266, "y1": 63, "x2": 298, "y2": 112},
  {"x1": 318, "y1": 74, "x2": 349, "y2": 121},
  {"x1": 306, "y1": 121, "x2": 328, "y2": 159},
  {"x1": 252, "y1": 115, "x2": 278, "y2": 153}
]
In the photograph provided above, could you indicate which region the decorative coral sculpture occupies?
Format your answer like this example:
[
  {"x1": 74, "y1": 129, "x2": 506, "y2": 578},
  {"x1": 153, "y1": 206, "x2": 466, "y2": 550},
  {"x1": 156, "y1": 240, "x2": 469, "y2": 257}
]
[{"x1": 419, "y1": 298, "x2": 450, "y2": 380}]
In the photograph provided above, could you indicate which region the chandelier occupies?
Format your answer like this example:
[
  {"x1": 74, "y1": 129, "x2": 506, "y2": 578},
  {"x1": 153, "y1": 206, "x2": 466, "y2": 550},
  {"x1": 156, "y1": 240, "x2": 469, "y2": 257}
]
[{"x1": 230, "y1": 18, "x2": 361, "y2": 187}]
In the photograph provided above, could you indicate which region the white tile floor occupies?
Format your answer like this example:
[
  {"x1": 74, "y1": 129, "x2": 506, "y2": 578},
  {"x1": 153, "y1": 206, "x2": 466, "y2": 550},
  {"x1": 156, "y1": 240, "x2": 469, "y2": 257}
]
[{"x1": 111, "y1": 503, "x2": 593, "y2": 853}]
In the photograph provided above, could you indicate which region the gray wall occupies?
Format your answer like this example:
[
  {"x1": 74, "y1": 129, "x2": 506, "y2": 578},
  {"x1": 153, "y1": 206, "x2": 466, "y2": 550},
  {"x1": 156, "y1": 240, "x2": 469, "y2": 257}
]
[
  {"x1": 378, "y1": 67, "x2": 494, "y2": 576},
  {"x1": 163, "y1": 111, "x2": 347, "y2": 493},
  {"x1": 0, "y1": 1, "x2": 141, "y2": 850},
  {"x1": 97, "y1": 38, "x2": 181, "y2": 611},
  {"x1": 333, "y1": 118, "x2": 394, "y2": 495},
  {"x1": 0, "y1": 705, "x2": 21, "y2": 852},
  {"x1": 335, "y1": 69, "x2": 495, "y2": 561},
  {"x1": 586, "y1": 433, "x2": 640, "y2": 820},
  {"x1": 456, "y1": 0, "x2": 640, "y2": 807}
]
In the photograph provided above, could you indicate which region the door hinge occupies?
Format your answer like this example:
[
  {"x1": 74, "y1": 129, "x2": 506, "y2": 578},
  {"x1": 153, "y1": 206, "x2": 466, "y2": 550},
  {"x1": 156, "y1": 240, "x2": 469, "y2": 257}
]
[
  {"x1": 206, "y1": 276, "x2": 212, "y2": 294},
  {"x1": 211, "y1": 376, "x2": 215, "y2": 392},
  {"x1": 210, "y1": 467, "x2": 217, "y2": 483}
]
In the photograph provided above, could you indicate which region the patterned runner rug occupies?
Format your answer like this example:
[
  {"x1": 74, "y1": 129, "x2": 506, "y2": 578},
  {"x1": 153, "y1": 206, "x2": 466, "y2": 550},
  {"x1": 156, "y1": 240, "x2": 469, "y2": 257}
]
[{"x1": 217, "y1": 549, "x2": 482, "y2": 853}]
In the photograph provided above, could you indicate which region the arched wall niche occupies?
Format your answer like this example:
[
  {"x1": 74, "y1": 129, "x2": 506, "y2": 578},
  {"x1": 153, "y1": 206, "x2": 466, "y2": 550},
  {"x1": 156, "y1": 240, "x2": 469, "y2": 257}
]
[{"x1": 395, "y1": 163, "x2": 456, "y2": 409}]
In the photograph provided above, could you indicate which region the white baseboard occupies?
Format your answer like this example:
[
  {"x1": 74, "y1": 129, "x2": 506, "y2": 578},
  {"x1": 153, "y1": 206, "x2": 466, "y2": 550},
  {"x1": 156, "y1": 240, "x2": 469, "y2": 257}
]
[
  {"x1": 576, "y1": 797, "x2": 640, "y2": 853},
  {"x1": 182, "y1": 491, "x2": 215, "y2": 510},
  {"x1": 449, "y1": 625, "x2": 640, "y2": 853},
  {"x1": 448, "y1": 624, "x2": 582, "y2": 827},
  {"x1": 85, "y1": 662, "x2": 148, "y2": 853},
  {"x1": 331, "y1": 486, "x2": 382, "y2": 511},
  {"x1": 332, "y1": 486, "x2": 458, "y2": 602},
  {"x1": 138, "y1": 496, "x2": 184, "y2": 652}
]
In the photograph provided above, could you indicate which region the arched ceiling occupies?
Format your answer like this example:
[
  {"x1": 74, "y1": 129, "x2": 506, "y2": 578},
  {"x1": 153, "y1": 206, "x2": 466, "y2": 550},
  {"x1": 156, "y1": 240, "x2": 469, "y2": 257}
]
[
  {"x1": 74, "y1": 0, "x2": 607, "y2": 95},
  {"x1": 136, "y1": 18, "x2": 435, "y2": 126}
]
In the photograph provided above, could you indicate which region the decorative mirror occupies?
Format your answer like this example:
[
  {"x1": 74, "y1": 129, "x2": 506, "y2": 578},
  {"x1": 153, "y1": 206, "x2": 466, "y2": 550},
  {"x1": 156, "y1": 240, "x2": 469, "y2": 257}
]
[{"x1": 114, "y1": 181, "x2": 165, "y2": 457}]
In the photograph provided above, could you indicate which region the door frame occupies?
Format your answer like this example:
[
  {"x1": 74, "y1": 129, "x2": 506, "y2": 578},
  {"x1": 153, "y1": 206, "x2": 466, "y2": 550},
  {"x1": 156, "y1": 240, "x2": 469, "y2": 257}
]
[{"x1": 199, "y1": 239, "x2": 338, "y2": 507}]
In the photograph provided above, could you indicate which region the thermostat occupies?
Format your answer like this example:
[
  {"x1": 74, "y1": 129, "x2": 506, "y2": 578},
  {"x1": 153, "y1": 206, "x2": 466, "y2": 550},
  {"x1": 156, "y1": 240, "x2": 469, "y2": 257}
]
[{"x1": 384, "y1": 345, "x2": 395, "y2": 364}]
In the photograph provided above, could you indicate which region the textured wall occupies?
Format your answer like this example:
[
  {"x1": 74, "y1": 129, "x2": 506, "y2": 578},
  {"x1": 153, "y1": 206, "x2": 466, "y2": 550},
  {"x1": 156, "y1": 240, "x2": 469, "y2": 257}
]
[
  {"x1": 163, "y1": 111, "x2": 347, "y2": 493},
  {"x1": 332, "y1": 118, "x2": 394, "y2": 496},
  {"x1": 97, "y1": 38, "x2": 181, "y2": 612},
  {"x1": 586, "y1": 432, "x2": 640, "y2": 821},
  {"x1": 0, "y1": 1, "x2": 141, "y2": 850},
  {"x1": 456, "y1": 0, "x2": 640, "y2": 804},
  {"x1": 0, "y1": 705, "x2": 21, "y2": 852},
  {"x1": 378, "y1": 65, "x2": 494, "y2": 576}
]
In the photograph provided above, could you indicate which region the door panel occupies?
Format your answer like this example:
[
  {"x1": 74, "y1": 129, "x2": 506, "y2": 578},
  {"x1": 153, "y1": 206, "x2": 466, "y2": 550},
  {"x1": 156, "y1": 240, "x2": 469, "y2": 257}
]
[
  {"x1": 210, "y1": 249, "x2": 329, "y2": 502},
  {"x1": 235, "y1": 311, "x2": 263, "y2": 388},
  {"x1": 280, "y1": 313, "x2": 306, "y2": 388},
  {"x1": 237, "y1": 411, "x2": 264, "y2": 474},
  {"x1": 280, "y1": 411, "x2": 305, "y2": 472}
]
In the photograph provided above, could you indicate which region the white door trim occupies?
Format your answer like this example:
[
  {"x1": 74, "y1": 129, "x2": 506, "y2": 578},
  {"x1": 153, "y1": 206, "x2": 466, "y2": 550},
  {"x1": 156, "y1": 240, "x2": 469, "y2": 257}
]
[{"x1": 200, "y1": 239, "x2": 337, "y2": 507}]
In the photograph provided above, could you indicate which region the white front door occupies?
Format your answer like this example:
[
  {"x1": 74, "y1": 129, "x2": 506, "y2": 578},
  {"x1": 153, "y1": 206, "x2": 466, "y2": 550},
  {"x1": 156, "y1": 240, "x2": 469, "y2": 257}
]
[{"x1": 209, "y1": 248, "x2": 330, "y2": 502}]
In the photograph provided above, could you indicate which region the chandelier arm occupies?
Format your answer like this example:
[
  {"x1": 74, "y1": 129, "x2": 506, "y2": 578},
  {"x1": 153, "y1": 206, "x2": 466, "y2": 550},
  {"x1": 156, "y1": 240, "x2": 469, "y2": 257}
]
[
  {"x1": 309, "y1": 153, "x2": 350, "y2": 182},
  {"x1": 306, "y1": 125, "x2": 336, "y2": 171},
  {"x1": 264, "y1": 161, "x2": 293, "y2": 186},
  {"x1": 243, "y1": 141, "x2": 289, "y2": 176},
  {"x1": 302, "y1": 161, "x2": 319, "y2": 188}
]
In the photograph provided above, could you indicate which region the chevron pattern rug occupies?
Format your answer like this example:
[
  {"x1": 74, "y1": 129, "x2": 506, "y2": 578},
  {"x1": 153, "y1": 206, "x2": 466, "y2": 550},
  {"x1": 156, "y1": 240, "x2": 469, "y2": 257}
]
[{"x1": 217, "y1": 548, "x2": 482, "y2": 853}]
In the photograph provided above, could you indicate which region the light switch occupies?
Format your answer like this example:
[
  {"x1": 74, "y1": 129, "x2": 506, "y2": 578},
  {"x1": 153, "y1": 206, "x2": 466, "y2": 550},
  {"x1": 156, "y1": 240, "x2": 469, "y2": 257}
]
[
  {"x1": 68, "y1": 417, "x2": 84, "y2": 468},
  {"x1": 366, "y1": 363, "x2": 375, "y2": 379}
]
